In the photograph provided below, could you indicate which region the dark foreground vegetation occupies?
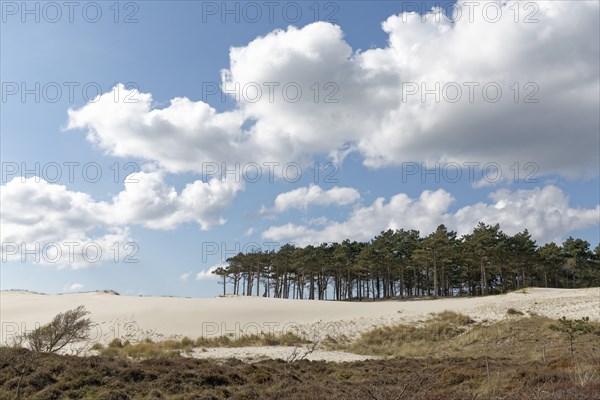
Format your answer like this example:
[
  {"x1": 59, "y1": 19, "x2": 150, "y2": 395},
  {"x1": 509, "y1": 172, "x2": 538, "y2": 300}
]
[
  {"x1": 217, "y1": 223, "x2": 600, "y2": 300},
  {"x1": 1, "y1": 346, "x2": 598, "y2": 400},
  {"x1": 2, "y1": 312, "x2": 599, "y2": 400}
]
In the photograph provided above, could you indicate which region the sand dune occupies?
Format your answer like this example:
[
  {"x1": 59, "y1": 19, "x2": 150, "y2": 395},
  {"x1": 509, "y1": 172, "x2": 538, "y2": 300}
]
[{"x1": 1, "y1": 288, "x2": 598, "y2": 361}]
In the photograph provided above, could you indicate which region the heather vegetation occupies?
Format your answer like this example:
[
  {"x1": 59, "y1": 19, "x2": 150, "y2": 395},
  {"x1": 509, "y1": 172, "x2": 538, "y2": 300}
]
[{"x1": 2, "y1": 307, "x2": 599, "y2": 399}]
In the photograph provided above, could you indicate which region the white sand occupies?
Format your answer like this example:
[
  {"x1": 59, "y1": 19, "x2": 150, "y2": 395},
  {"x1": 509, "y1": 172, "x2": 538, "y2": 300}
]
[
  {"x1": 188, "y1": 346, "x2": 377, "y2": 362},
  {"x1": 1, "y1": 287, "x2": 598, "y2": 361}
]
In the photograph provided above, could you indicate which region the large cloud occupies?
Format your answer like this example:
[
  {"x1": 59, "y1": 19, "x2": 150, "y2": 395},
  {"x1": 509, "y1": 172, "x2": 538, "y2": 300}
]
[
  {"x1": 354, "y1": 1, "x2": 599, "y2": 176},
  {"x1": 66, "y1": 90, "x2": 247, "y2": 174},
  {"x1": 108, "y1": 171, "x2": 242, "y2": 230},
  {"x1": 0, "y1": 173, "x2": 242, "y2": 267},
  {"x1": 0, "y1": 178, "x2": 131, "y2": 268},
  {"x1": 66, "y1": 1, "x2": 599, "y2": 178},
  {"x1": 262, "y1": 185, "x2": 600, "y2": 245}
]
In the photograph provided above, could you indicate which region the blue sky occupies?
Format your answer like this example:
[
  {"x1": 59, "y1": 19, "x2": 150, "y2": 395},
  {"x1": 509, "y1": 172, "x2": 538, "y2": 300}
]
[{"x1": 1, "y1": 0, "x2": 599, "y2": 297}]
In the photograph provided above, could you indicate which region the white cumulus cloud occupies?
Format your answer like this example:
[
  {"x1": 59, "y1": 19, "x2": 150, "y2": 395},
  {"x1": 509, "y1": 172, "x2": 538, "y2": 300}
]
[
  {"x1": 65, "y1": 1, "x2": 598, "y2": 178},
  {"x1": 196, "y1": 263, "x2": 225, "y2": 280},
  {"x1": 261, "y1": 184, "x2": 360, "y2": 215},
  {"x1": 262, "y1": 185, "x2": 599, "y2": 245},
  {"x1": 0, "y1": 173, "x2": 243, "y2": 267},
  {"x1": 0, "y1": 178, "x2": 133, "y2": 268},
  {"x1": 107, "y1": 171, "x2": 243, "y2": 230}
]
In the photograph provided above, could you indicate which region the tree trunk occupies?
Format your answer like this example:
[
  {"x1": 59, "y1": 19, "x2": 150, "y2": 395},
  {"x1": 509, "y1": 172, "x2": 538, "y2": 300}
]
[
  {"x1": 256, "y1": 269, "x2": 260, "y2": 297},
  {"x1": 480, "y1": 259, "x2": 487, "y2": 296},
  {"x1": 433, "y1": 250, "x2": 438, "y2": 298}
]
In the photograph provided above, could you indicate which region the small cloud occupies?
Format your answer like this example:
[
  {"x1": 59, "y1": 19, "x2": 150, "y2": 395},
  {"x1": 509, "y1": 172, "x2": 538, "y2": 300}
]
[
  {"x1": 244, "y1": 227, "x2": 254, "y2": 236},
  {"x1": 65, "y1": 283, "x2": 84, "y2": 291},
  {"x1": 179, "y1": 272, "x2": 192, "y2": 282},
  {"x1": 472, "y1": 178, "x2": 497, "y2": 189},
  {"x1": 196, "y1": 263, "x2": 226, "y2": 281},
  {"x1": 260, "y1": 185, "x2": 361, "y2": 216},
  {"x1": 258, "y1": 205, "x2": 276, "y2": 219},
  {"x1": 305, "y1": 216, "x2": 329, "y2": 226}
]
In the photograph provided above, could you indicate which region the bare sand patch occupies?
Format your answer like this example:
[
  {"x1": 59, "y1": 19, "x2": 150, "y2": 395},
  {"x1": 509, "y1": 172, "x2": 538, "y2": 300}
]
[{"x1": 2, "y1": 287, "x2": 597, "y2": 361}]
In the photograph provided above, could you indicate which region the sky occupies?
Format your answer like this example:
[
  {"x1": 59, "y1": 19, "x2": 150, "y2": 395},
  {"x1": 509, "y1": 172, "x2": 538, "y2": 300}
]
[{"x1": 1, "y1": 0, "x2": 599, "y2": 297}]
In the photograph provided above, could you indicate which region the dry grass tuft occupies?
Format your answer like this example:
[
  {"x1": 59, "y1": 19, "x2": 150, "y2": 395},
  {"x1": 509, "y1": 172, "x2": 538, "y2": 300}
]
[{"x1": 97, "y1": 332, "x2": 309, "y2": 360}]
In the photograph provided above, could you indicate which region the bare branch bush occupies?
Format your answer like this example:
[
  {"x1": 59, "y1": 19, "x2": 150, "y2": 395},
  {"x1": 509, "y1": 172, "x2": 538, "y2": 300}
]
[
  {"x1": 284, "y1": 341, "x2": 318, "y2": 379},
  {"x1": 20, "y1": 305, "x2": 92, "y2": 354}
]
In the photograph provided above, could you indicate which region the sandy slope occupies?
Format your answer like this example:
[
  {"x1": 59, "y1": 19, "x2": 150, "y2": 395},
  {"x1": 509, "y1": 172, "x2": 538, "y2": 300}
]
[
  {"x1": 1, "y1": 288, "x2": 598, "y2": 361},
  {"x1": 188, "y1": 346, "x2": 377, "y2": 362}
]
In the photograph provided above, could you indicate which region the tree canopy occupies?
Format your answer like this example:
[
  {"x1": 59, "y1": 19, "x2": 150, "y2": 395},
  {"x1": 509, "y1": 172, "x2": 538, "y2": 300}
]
[{"x1": 212, "y1": 224, "x2": 599, "y2": 300}]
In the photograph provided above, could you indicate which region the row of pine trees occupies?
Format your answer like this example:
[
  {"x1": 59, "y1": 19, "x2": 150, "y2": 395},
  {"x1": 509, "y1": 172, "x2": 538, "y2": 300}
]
[{"x1": 212, "y1": 223, "x2": 600, "y2": 300}]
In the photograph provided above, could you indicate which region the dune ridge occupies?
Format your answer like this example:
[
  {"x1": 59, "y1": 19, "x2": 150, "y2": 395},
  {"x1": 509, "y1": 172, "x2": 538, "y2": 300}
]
[{"x1": 2, "y1": 287, "x2": 598, "y2": 361}]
